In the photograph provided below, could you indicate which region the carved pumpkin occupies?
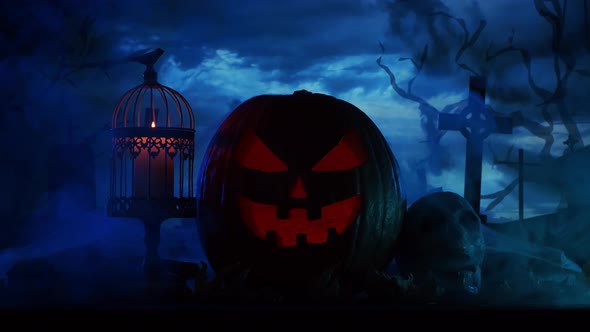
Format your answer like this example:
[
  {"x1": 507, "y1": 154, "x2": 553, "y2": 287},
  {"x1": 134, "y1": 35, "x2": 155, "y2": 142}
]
[{"x1": 197, "y1": 90, "x2": 406, "y2": 291}]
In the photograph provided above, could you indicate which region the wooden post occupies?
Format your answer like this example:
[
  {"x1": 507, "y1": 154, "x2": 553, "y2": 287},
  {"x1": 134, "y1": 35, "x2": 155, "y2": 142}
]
[
  {"x1": 497, "y1": 149, "x2": 542, "y2": 222},
  {"x1": 518, "y1": 148, "x2": 524, "y2": 222}
]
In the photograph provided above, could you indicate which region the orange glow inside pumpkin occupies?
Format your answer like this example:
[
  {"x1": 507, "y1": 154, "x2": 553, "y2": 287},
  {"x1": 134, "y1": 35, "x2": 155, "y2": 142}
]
[{"x1": 234, "y1": 129, "x2": 367, "y2": 248}]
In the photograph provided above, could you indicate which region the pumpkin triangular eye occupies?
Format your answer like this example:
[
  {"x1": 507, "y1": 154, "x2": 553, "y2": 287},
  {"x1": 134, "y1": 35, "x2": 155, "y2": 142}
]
[
  {"x1": 235, "y1": 131, "x2": 288, "y2": 172},
  {"x1": 312, "y1": 130, "x2": 367, "y2": 172}
]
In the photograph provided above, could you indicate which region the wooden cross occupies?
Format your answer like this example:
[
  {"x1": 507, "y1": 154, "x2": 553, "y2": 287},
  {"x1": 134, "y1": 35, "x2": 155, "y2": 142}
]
[
  {"x1": 496, "y1": 149, "x2": 542, "y2": 222},
  {"x1": 438, "y1": 76, "x2": 514, "y2": 222}
]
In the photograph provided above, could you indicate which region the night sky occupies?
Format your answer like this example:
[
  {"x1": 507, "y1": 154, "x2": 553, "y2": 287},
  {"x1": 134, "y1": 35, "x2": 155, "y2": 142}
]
[{"x1": 2, "y1": 0, "x2": 590, "y2": 237}]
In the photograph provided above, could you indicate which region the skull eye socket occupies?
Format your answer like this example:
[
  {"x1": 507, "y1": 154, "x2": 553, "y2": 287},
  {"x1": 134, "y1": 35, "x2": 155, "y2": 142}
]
[
  {"x1": 235, "y1": 131, "x2": 288, "y2": 172},
  {"x1": 312, "y1": 129, "x2": 368, "y2": 172}
]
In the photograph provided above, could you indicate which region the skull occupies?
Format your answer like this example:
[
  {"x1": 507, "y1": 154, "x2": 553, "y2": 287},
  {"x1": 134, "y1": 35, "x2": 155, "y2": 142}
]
[{"x1": 396, "y1": 192, "x2": 485, "y2": 298}]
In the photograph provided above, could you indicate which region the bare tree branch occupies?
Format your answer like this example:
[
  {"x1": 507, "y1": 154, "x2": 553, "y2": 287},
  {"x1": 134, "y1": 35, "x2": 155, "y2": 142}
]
[
  {"x1": 486, "y1": 44, "x2": 553, "y2": 101},
  {"x1": 488, "y1": 141, "x2": 515, "y2": 166},
  {"x1": 377, "y1": 45, "x2": 442, "y2": 148},
  {"x1": 535, "y1": 0, "x2": 564, "y2": 53},
  {"x1": 377, "y1": 46, "x2": 434, "y2": 108},
  {"x1": 534, "y1": 0, "x2": 583, "y2": 151},
  {"x1": 507, "y1": 104, "x2": 555, "y2": 159},
  {"x1": 485, "y1": 0, "x2": 587, "y2": 159},
  {"x1": 431, "y1": 11, "x2": 487, "y2": 77},
  {"x1": 378, "y1": 11, "x2": 491, "y2": 194},
  {"x1": 377, "y1": 43, "x2": 450, "y2": 188},
  {"x1": 481, "y1": 178, "x2": 519, "y2": 211},
  {"x1": 398, "y1": 44, "x2": 429, "y2": 95}
]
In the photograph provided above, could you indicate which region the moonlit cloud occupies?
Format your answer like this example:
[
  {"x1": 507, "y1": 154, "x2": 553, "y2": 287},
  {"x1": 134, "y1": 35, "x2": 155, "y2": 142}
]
[
  {"x1": 158, "y1": 46, "x2": 515, "y2": 217},
  {"x1": 8, "y1": 0, "x2": 586, "y2": 223},
  {"x1": 154, "y1": 32, "x2": 590, "y2": 220},
  {"x1": 7, "y1": 1, "x2": 590, "y2": 309}
]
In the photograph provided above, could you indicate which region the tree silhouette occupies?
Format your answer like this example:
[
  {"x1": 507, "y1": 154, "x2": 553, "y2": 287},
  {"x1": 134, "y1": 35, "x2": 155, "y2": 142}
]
[
  {"x1": 481, "y1": 0, "x2": 590, "y2": 211},
  {"x1": 0, "y1": 0, "x2": 118, "y2": 228},
  {"x1": 378, "y1": 0, "x2": 590, "y2": 214}
]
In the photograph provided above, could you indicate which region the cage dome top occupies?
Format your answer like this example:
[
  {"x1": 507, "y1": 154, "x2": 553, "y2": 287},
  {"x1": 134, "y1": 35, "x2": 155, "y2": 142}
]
[{"x1": 111, "y1": 48, "x2": 195, "y2": 131}]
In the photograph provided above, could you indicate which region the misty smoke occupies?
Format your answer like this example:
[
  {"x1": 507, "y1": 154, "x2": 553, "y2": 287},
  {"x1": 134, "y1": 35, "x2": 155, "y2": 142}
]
[
  {"x1": 0, "y1": 181, "x2": 207, "y2": 306},
  {"x1": 481, "y1": 224, "x2": 590, "y2": 306}
]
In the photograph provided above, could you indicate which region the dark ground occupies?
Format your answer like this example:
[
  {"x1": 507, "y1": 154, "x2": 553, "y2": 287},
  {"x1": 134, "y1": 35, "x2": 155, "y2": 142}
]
[
  {"x1": 0, "y1": 247, "x2": 589, "y2": 330},
  {"x1": 1, "y1": 212, "x2": 590, "y2": 323},
  {"x1": 1, "y1": 243, "x2": 589, "y2": 309}
]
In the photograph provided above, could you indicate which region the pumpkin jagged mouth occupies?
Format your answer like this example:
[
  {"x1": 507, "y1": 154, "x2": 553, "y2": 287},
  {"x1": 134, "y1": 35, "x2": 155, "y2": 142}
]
[{"x1": 237, "y1": 194, "x2": 361, "y2": 248}]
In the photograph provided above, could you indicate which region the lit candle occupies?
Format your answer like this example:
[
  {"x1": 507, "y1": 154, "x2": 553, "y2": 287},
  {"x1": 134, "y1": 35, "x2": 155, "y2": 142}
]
[{"x1": 133, "y1": 120, "x2": 175, "y2": 198}]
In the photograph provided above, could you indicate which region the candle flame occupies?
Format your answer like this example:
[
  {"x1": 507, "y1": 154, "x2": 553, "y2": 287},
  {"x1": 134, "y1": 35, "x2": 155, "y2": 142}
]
[{"x1": 151, "y1": 121, "x2": 156, "y2": 128}]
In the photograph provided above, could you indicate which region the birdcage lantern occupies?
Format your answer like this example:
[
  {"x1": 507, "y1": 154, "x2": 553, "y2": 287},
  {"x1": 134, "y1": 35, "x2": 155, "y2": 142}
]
[{"x1": 107, "y1": 48, "x2": 196, "y2": 219}]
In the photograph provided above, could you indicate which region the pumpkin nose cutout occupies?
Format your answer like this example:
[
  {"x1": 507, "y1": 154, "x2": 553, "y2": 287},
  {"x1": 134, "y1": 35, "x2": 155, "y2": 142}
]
[{"x1": 289, "y1": 176, "x2": 306, "y2": 198}]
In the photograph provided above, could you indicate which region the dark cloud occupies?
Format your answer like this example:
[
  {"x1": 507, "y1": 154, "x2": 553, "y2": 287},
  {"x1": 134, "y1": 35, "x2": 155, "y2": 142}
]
[
  {"x1": 2, "y1": 0, "x2": 590, "y2": 226},
  {"x1": 381, "y1": 0, "x2": 590, "y2": 83},
  {"x1": 104, "y1": 0, "x2": 388, "y2": 73},
  {"x1": 487, "y1": 84, "x2": 534, "y2": 106},
  {"x1": 3, "y1": 1, "x2": 590, "y2": 308},
  {"x1": 382, "y1": 0, "x2": 468, "y2": 76},
  {"x1": 378, "y1": 0, "x2": 590, "y2": 176}
]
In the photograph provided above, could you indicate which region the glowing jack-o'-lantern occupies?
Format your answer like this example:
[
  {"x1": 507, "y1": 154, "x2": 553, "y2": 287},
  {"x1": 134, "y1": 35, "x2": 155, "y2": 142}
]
[
  {"x1": 197, "y1": 90, "x2": 406, "y2": 289},
  {"x1": 235, "y1": 128, "x2": 367, "y2": 248}
]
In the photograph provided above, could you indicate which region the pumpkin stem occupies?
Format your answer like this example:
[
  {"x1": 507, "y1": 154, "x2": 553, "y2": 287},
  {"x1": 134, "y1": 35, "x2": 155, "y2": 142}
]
[{"x1": 293, "y1": 89, "x2": 312, "y2": 95}]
